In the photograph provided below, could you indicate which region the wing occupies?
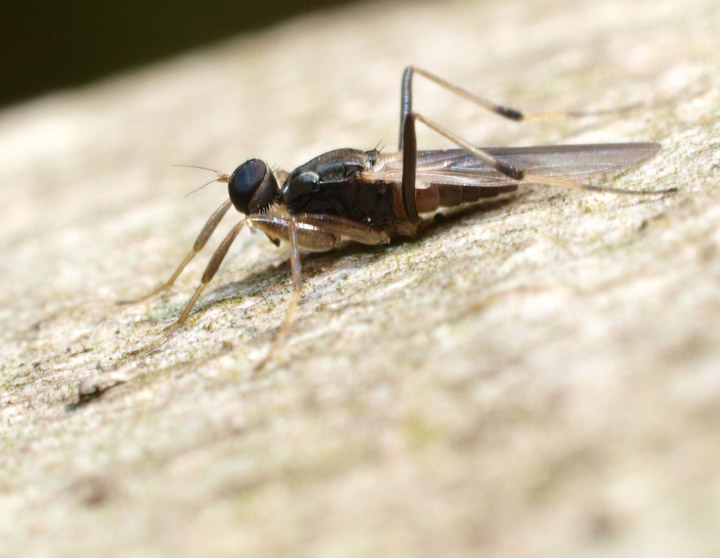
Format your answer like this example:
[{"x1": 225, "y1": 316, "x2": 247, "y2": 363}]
[{"x1": 366, "y1": 143, "x2": 660, "y2": 187}]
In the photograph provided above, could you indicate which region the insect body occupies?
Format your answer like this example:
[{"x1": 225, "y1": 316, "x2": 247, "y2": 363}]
[{"x1": 120, "y1": 66, "x2": 674, "y2": 360}]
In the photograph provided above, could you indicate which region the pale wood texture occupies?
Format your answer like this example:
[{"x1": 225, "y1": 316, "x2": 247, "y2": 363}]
[{"x1": 2, "y1": 0, "x2": 719, "y2": 556}]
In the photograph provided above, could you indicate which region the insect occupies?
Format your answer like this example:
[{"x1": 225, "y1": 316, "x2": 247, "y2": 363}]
[{"x1": 120, "y1": 66, "x2": 675, "y2": 361}]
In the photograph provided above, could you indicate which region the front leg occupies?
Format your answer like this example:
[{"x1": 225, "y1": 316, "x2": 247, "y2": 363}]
[{"x1": 129, "y1": 218, "x2": 246, "y2": 355}]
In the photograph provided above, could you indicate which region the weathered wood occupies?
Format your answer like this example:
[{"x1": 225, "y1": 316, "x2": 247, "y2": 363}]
[{"x1": 1, "y1": 0, "x2": 719, "y2": 555}]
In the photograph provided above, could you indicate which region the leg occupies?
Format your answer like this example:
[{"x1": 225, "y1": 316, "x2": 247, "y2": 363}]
[
  {"x1": 248, "y1": 212, "x2": 389, "y2": 249},
  {"x1": 131, "y1": 218, "x2": 245, "y2": 355},
  {"x1": 401, "y1": 112, "x2": 677, "y2": 195},
  {"x1": 401, "y1": 112, "x2": 419, "y2": 222},
  {"x1": 253, "y1": 216, "x2": 303, "y2": 372},
  {"x1": 274, "y1": 216, "x2": 303, "y2": 349},
  {"x1": 399, "y1": 66, "x2": 639, "y2": 149},
  {"x1": 248, "y1": 212, "x2": 389, "y2": 371},
  {"x1": 292, "y1": 213, "x2": 390, "y2": 246},
  {"x1": 119, "y1": 199, "x2": 233, "y2": 304}
]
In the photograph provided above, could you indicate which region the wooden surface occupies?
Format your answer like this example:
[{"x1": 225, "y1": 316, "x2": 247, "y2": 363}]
[{"x1": 2, "y1": 0, "x2": 720, "y2": 556}]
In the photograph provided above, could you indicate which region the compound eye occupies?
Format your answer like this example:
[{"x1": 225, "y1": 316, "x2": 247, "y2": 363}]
[{"x1": 229, "y1": 159, "x2": 267, "y2": 213}]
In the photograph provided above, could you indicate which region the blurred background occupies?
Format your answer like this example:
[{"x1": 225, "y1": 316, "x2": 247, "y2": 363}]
[{"x1": 0, "y1": 0, "x2": 362, "y2": 108}]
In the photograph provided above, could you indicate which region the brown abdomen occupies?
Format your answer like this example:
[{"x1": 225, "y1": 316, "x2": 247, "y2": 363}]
[{"x1": 415, "y1": 183, "x2": 518, "y2": 213}]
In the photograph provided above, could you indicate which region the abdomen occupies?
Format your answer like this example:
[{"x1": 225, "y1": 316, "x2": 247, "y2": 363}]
[{"x1": 415, "y1": 183, "x2": 518, "y2": 213}]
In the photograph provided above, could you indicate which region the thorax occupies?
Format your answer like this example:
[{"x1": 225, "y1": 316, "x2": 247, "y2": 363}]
[{"x1": 280, "y1": 149, "x2": 398, "y2": 229}]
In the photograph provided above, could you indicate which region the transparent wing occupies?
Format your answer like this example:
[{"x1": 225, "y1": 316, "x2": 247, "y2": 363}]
[{"x1": 367, "y1": 143, "x2": 660, "y2": 187}]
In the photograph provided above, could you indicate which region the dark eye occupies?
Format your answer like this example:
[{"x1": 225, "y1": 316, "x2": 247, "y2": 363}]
[{"x1": 229, "y1": 159, "x2": 267, "y2": 213}]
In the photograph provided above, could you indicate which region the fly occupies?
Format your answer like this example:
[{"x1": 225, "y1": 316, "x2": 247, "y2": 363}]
[{"x1": 119, "y1": 66, "x2": 676, "y2": 364}]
